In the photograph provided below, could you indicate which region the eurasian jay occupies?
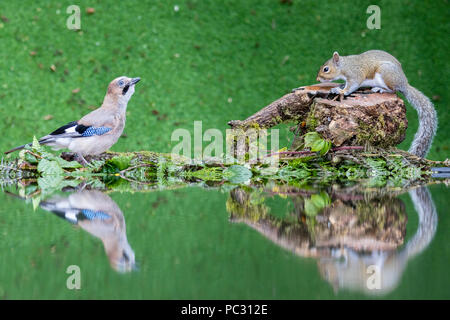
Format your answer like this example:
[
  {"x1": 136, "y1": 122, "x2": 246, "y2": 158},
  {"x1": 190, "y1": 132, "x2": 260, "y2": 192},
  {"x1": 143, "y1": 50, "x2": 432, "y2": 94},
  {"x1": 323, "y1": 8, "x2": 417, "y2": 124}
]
[
  {"x1": 39, "y1": 189, "x2": 136, "y2": 272},
  {"x1": 5, "y1": 76, "x2": 141, "y2": 165}
]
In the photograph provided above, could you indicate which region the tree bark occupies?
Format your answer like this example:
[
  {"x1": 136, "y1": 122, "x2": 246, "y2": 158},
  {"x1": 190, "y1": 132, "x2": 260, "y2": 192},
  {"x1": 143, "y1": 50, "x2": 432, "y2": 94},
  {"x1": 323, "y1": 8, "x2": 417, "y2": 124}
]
[{"x1": 228, "y1": 83, "x2": 408, "y2": 148}]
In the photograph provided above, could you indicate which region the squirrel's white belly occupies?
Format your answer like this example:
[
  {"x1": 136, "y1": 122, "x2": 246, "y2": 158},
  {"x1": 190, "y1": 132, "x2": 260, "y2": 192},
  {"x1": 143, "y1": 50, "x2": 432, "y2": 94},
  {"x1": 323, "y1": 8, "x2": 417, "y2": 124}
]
[{"x1": 360, "y1": 73, "x2": 390, "y2": 90}]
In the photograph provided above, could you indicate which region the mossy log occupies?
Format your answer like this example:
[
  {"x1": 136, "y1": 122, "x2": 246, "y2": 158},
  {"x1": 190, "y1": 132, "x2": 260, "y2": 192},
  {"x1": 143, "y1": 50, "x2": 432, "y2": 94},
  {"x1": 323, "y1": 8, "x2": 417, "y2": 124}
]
[{"x1": 228, "y1": 83, "x2": 408, "y2": 148}]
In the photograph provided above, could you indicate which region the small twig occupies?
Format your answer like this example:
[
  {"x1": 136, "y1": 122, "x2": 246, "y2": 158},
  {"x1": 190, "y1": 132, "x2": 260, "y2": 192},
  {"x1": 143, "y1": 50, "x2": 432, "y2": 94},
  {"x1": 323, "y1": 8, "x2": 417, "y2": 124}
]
[
  {"x1": 267, "y1": 146, "x2": 363, "y2": 158},
  {"x1": 266, "y1": 150, "x2": 316, "y2": 158},
  {"x1": 117, "y1": 173, "x2": 156, "y2": 185},
  {"x1": 265, "y1": 189, "x2": 316, "y2": 197},
  {"x1": 28, "y1": 189, "x2": 42, "y2": 198},
  {"x1": 119, "y1": 163, "x2": 155, "y2": 174},
  {"x1": 23, "y1": 149, "x2": 42, "y2": 159},
  {"x1": 331, "y1": 146, "x2": 364, "y2": 152}
]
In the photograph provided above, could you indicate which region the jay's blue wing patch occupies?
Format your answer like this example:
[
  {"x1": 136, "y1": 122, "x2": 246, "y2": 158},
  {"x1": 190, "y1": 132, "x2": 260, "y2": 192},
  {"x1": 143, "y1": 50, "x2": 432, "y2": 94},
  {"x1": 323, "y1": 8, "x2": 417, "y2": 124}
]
[
  {"x1": 49, "y1": 122, "x2": 111, "y2": 138},
  {"x1": 80, "y1": 126, "x2": 112, "y2": 137},
  {"x1": 80, "y1": 209, "x2": 111, "y2": 221}
]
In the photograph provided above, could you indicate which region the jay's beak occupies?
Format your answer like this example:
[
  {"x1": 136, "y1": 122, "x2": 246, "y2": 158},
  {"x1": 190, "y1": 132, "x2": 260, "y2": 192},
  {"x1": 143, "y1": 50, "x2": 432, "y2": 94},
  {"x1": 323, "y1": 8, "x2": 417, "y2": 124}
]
[{"x1": 130, "y1": 77, "x2": 141, "y2": 85}]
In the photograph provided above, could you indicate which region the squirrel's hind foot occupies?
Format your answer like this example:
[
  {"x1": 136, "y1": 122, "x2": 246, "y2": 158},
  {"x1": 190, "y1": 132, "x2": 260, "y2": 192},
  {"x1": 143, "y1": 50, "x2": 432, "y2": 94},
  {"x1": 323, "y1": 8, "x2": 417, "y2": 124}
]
[{"x1": 371, "y1": 87, "x2": 393, "y2": 93}]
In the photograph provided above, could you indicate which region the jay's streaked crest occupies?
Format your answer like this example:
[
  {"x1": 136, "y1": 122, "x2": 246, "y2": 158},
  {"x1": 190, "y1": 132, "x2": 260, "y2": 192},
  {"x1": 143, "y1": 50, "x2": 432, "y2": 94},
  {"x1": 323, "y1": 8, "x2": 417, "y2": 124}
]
[{"x1": 5, "y1": 76, "x2": 141, "y2": 165}]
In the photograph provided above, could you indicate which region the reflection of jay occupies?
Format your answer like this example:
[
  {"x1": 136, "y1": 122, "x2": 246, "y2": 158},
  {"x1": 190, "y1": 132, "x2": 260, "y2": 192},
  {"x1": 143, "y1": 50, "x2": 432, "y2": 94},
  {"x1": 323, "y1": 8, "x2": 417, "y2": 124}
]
[
  {"x1": 5, "y1": 76, "x2": 140, "y2": 165},
  {"x1": 38, "y1": 189, "x2": 136, "y2": 273}
]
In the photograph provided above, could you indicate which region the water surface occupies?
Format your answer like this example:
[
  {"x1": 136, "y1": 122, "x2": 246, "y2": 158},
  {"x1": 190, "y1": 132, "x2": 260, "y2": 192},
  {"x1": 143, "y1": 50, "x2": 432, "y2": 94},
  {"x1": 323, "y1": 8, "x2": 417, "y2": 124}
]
[{"x1": 0, "y1": 181, "x2": 448, "y2": 299}]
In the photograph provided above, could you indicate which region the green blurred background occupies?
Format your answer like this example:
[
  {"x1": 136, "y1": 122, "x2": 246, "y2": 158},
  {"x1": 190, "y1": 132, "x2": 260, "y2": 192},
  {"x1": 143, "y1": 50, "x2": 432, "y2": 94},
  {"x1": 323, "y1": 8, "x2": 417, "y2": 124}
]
[{"x1": 0, "y1": 0, "x2": 448, "y2": 159}]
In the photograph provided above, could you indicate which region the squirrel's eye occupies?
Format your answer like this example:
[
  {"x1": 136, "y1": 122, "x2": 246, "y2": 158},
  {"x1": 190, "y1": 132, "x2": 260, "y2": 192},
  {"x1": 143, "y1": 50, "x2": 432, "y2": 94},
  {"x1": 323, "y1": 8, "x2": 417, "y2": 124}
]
[
  {"x1": 118, "y1": 80, "x2": 124, "y2": 87},
  {"x1": 323, "y1": 67, "x2": 329, "y2": 73}
]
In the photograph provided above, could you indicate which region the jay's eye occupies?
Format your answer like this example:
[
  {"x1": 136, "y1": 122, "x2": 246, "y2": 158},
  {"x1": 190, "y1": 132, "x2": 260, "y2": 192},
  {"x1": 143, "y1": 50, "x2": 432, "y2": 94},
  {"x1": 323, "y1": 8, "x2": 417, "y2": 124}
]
[
  {"x1": 118, "y1": 80, "x2": 125, "y2": 87},
  {"x1": 323, "y1": 66, "x2": 329, "y2": 73}
]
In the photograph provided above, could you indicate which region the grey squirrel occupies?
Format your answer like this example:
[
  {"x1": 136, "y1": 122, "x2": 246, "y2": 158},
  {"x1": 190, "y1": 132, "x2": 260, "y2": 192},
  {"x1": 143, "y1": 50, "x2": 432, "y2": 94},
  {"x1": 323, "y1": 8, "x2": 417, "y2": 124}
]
[{"x1": 316, "y1": 50, "x2": 437, "y2": 158}]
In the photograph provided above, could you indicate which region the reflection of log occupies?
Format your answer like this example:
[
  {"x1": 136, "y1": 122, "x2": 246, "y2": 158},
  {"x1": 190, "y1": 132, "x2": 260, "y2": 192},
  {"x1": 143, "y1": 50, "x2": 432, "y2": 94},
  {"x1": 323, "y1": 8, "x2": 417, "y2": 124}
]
[
  {"x1": 315, "y1": 198, "x2": 406, "y2": 251},
  {"x1": 228, "y1": 185, "x2": 439, "y2": 295},
  {"x1": 227, "y1": 186, "x2": 407, "y2": 255},
  {"x1": 228, "y1": 83, "x2": 408, "y2": 148}
]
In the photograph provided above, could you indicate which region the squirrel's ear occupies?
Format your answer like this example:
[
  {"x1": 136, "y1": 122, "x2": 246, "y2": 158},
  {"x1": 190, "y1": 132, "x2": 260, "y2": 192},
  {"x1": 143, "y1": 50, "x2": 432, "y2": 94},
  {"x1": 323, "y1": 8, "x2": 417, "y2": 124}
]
[{"x1": 333, "y1": 51, "x2": 340, "y2": 64}]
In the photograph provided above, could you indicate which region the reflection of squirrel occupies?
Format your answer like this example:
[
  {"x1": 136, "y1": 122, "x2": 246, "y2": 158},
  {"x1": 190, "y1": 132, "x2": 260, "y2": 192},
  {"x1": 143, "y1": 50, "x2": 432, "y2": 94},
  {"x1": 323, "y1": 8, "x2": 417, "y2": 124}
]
[{"x1": 316, "y1": 50, "x2": 437, "y2": 158}]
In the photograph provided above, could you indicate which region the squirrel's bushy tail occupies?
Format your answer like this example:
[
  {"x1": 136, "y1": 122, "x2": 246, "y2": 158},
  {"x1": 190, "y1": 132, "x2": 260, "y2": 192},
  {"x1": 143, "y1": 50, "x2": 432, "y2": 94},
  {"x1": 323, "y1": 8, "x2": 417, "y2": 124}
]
[{"x1": 401, "y1": 84, "x2": 437, "y2": 158}]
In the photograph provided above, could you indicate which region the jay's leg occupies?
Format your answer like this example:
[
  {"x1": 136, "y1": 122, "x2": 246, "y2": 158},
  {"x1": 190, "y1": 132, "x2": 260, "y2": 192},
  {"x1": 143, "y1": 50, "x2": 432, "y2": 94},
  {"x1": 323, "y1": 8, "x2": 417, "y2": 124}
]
[{"x1": 75, "y1": 153, "x2": 90, "y2": 166}]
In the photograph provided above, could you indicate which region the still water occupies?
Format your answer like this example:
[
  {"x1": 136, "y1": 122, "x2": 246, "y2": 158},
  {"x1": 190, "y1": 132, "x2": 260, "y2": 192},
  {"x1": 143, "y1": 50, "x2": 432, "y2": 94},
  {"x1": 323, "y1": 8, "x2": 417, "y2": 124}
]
[{"x1": 0, "y1": 181, "x2": 448, "y2": 299}]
